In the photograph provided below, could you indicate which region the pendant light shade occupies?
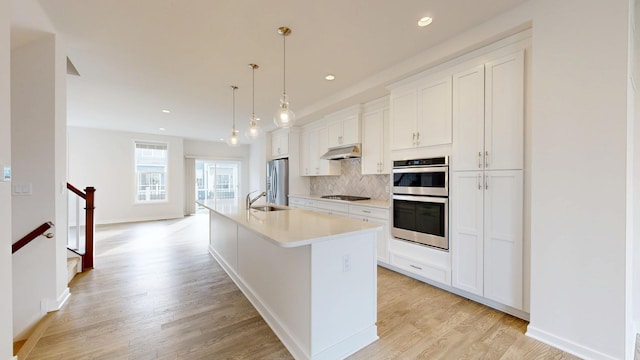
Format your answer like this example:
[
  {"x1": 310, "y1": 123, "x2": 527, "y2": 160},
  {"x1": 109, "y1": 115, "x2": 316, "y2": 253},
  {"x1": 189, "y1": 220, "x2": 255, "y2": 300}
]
[
  {"x1": 227, "y1": 85, "x2": 239, "y2": 147},
  {"x1": 274, "y1": 26, "x2": 296, "y2": 128},
  {"x1": 246, "y1": 64, "x2": 261, "y2": 139}
]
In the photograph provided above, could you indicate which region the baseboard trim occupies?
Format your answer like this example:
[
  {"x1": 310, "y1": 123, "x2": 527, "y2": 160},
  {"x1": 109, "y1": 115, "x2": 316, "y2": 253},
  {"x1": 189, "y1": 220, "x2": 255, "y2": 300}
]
[
  {"x1": 53, "y1": 288, "x2": 70, "y2": 311},
  {"x1": 526, "y1": 326, "x2": 619, "y2": 360},
  {"x1": 312, "y1": 325, "x2": 378, "y2": 360}
]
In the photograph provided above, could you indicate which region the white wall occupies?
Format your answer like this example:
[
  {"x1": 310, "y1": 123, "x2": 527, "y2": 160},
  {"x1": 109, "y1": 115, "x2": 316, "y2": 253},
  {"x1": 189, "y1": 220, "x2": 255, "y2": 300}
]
[
  {"x1": 0, "y1": 0, "x2": 13, "y2": 358},
  {"x1": 68, "y1": 127, "x2": 185, "y2": 224},
  {"x1": 183, "y1": 138, "x2": 251, "y2": 200},
  {"x1": 527, "y1": 1, "x2": 629, "y2": 359},
  {"x1": 11, "y1": 33, "x2": 68, "y2": 340}
]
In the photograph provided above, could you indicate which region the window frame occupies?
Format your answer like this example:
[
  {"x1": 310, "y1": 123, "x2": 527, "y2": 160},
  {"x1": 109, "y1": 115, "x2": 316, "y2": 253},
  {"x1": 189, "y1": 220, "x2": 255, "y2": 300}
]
[{"x1": 133, "y1": 141, "x2": 169, "y2": 204}]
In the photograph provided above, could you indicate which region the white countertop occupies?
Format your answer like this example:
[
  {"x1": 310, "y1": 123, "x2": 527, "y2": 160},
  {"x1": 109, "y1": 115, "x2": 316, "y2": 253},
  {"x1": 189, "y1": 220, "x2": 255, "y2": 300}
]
[
  {"x1": 289, "y1": 194, "x2": 390, "y2": 209},
  {"x1": 198, "y1": 199, "x2": 381, "y2": 248}
]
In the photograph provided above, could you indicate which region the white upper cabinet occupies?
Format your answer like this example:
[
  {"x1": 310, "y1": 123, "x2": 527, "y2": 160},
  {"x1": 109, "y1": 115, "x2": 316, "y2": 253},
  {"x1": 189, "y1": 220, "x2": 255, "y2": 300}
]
[
  {"x1": 300, "y1": 125, "x2": 340, "y2": 177},
  {"x1": 484, "y1": 51, "x2": 525, "y2": 171},
  {"x1": 327, "y1": 110, "x2": 361, "y2": 148},
  {"x1": 389, "y1": 86, "x2": 417, "y2": 151},
  {"x1": 452, "y1": 50, "x2": 524, "y2": 171},
  {"x1": 271, "y1": 129, "x2": 289, "y2": 159},
  {"x1": 417, "y1": 76, "x2": 453, "y2": 147},
  {"x1": 361, "y1": 99, "x2": 390, "y2": 175},
  {"x1": 390, "y1": 74, "x2": 452, "y2": 151},
  {"x1": 452, "y1": 65, "x2": 486, "y2": 171}
]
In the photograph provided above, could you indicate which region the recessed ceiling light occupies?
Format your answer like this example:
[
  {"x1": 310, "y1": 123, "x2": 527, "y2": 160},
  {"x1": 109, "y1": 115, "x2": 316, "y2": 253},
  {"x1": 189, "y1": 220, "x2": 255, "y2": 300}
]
[
  {"x1": 162, "y1": 109, "x2": 171, "y2": 114},
  {"x1": 219, "y1": 138, "x2": 224, "y2": 141},
  {"x1": 159, "y1": 127, "x2": 166, "y2": 131},
  {"x1": 418, "y1": 17, "x2": 433, "y2": 27},
  {"x1": 325, "y1": 74, "x2": 336, "y2": 81}
]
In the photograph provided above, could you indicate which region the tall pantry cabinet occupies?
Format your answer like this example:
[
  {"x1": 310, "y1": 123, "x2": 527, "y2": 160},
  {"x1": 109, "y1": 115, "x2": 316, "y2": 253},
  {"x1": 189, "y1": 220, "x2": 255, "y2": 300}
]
[{"x1": 450, "y1": 50, "x2": 525, "y2": 310}]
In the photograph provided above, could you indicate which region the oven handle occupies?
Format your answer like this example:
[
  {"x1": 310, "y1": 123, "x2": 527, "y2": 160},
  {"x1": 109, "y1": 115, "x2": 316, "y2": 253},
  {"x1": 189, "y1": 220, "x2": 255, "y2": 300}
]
[
  {"x1": 392, "y1": 194, "x2": 448, "y2": 203},
  {"x1": 392, "y1": 167, "x2": 448, "y2": 174}
]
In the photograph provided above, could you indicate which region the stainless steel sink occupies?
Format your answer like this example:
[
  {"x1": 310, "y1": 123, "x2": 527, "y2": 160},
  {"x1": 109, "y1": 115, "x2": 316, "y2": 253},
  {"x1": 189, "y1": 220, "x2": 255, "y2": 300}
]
[{"x1": 250, "y1": 205, "x2": 289, "y2": 212}]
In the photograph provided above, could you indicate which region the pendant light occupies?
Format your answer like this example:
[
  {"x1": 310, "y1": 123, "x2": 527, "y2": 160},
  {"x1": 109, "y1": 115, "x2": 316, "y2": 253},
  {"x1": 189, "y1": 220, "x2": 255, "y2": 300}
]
[
  {"x1": 246, "y1": 64, "x2": 261, "y2": 139},
  {"x1": 273, "y1": 26, "x2": 296, "y2": 128},
  {"x1": 227, "y1": 85, "x2": 239, "y2": 147}
]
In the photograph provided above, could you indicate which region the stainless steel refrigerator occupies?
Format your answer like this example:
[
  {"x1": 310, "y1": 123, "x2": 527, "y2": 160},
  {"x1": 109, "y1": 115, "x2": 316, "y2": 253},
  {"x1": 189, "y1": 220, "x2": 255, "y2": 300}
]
[{"x1": 266, "y1": 158, "x2": 289, "y2": 205}]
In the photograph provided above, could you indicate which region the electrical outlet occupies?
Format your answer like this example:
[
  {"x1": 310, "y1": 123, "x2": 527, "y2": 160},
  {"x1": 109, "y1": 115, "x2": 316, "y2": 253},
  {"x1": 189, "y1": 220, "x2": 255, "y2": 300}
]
[{"x1": 342, "y1": 254, "x2": 351, "y2": 272}]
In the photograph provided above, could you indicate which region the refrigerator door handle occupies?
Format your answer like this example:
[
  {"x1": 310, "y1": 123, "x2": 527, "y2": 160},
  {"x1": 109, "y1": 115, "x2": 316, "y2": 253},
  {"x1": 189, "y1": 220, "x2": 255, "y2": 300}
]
[{"x1": 273, "y1": 168, "x2": 278, "y2": 200}]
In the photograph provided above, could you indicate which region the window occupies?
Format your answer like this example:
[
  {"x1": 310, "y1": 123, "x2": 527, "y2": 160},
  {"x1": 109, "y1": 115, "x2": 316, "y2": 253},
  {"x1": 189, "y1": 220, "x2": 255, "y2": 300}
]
[{"x1": 135, "y1": 142, "x2": 168, "y2": 202}]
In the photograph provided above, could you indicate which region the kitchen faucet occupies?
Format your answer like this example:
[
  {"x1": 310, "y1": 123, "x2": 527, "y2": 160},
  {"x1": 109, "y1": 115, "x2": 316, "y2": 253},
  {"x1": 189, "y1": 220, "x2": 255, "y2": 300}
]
[{"x1": 246, "y1": 190, "x2": 267, "y2": 209}]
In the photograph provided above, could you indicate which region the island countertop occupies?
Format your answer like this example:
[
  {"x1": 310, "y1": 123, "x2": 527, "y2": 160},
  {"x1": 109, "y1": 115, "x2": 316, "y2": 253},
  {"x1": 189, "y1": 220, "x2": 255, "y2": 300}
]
[{"x1": 198, "y1": 199, "x2": 381, "y2": 248}]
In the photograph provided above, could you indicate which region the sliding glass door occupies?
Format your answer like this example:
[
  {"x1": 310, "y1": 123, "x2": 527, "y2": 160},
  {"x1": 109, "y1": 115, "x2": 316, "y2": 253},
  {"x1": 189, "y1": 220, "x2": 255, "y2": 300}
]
[{"x1": 195, "y1": 160, "x2": 240, "y2": 208}]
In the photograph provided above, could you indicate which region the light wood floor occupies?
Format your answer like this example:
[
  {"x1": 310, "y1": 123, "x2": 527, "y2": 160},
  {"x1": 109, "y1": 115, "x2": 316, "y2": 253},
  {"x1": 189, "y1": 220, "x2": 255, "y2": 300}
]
[{"x1": 27, "y1": 214, "x2": 578, "y2": 360}]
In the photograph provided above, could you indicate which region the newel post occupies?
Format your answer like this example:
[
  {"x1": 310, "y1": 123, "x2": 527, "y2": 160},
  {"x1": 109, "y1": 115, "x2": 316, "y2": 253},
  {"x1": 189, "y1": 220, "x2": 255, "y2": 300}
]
[{"x1": 84, "y1": 186, "x2": 96, "y2": 269}]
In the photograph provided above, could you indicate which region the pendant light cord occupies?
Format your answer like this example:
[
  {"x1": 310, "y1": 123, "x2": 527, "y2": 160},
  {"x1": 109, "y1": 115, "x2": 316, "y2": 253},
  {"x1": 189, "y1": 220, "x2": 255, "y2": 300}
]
[
  {"x1": 252, "y1": 66, "x2": 255, "y2": 118},
  {"x1": 232, "y1": 86, "x2": 236, "y2": 131},
  {"x1": 282, "y1": 33, "x2": 286, "y2": 96}
]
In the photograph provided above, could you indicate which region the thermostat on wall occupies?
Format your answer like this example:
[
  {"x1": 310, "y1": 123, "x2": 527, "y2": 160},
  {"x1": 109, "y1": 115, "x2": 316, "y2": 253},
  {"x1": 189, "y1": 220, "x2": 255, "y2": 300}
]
[{"x1": 2, "y1": 166, "x2": 11, "y2": 182}]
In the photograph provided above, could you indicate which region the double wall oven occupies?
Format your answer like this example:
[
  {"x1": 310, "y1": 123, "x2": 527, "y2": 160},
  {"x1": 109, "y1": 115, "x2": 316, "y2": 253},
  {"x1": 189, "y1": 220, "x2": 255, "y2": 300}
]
[{"x1": 392, "y1": 156, "x2": 449, "y2": 250}]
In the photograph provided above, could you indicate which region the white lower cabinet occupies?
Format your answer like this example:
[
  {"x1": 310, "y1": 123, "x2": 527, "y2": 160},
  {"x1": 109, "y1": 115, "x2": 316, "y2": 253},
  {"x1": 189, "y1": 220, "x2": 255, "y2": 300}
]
[
  {"x1": 349, "y1": 205, "x2": 390, "y2": 263},
  {"x1": 288, "y1": 197, "x2": 391, "y2": 263},
  {"x1": 451, "y1": 170, "x2": 523, "y2": 310}
]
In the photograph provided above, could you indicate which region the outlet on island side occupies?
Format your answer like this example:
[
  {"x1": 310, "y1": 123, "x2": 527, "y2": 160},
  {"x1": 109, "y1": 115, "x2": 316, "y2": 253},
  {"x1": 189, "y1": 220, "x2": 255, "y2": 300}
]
[{"x1": 342, "y1": 254, "x2": 351, "y2": 273}]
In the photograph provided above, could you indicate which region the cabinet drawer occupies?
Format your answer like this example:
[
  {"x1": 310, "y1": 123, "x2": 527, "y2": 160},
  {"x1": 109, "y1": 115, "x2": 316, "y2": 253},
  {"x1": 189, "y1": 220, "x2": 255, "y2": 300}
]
[
  {"x1": 317, "y1": 209, "x2": 348, "y2": 217},
  {"x1": 289, "y1": 197, "x2": 305, "y2": 206},
  {"x1": 390, "y1": 252, "x2": 451, "y2": 286},
  {"x1": 315, "y1": 200, "x2": 349, "y2": 214},
  {"x1": 349, "y1": 205, "x2": 389, "y2": 219}
]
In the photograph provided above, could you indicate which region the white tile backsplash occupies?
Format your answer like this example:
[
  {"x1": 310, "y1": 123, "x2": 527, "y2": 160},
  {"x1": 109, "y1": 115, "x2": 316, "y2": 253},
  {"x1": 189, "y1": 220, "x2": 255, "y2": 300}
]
[{"x1": 310, "y1": 158, "x2": 390, "y2": 201}]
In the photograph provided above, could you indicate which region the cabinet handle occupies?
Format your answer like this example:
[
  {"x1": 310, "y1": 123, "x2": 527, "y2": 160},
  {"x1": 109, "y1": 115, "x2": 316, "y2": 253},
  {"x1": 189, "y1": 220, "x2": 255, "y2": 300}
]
[
  {"x1": 416, "y1": 132, "x2": 420, "y2": 145},
  {"x1": 478, "y1": 152, "x2": 482, "y2": 168},
  {"x1": 409, "y1": 264, "x2": 423, "y2": 270},
  {"x1": 485, "y1": 174, "x2": 489, "y2": 190},
  {"x1": 485, "y1": 151, "x2": 489, "y2": 168},
  {"x1": 362, "y1": 210, "x2": 371, "y2": 213},
  {"x1": 412, "y1": 132, "x2": 416, "y2": 146},
  {"x1": 478, "y1": 174, "x2": 482, "y2": 190}
]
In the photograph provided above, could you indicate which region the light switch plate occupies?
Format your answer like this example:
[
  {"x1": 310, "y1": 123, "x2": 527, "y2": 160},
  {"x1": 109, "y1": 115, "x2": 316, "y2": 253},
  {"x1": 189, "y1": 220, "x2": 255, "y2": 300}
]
[{"x1": 1, "y1": 165, "x2": 9, "y2": 182}]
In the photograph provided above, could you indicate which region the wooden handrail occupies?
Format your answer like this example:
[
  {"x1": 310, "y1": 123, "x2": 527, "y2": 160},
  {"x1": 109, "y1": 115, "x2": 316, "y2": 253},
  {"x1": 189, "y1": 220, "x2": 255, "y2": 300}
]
[
  {"x1": 67, "y1": 183, "x2": 96, "y2": 270},
  {"x1": 67, "y1": 183, "x2": 86, "y2": 199},
  {"x1": 12, "y1": 222, "x2": 54, "y2": 254}
]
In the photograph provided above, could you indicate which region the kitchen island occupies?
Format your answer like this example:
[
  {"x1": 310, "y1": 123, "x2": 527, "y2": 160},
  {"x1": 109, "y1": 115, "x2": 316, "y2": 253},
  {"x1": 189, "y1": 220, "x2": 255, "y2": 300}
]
[{"x1": 199, "y1": 200, "x2": 381, "y2": 360}]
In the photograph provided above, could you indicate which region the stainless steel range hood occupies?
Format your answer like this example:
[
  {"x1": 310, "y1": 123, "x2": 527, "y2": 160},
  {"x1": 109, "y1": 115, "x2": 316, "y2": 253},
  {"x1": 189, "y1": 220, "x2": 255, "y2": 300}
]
[{"x1": 320, "y1": 144, "x2": 361, "y2": 160}]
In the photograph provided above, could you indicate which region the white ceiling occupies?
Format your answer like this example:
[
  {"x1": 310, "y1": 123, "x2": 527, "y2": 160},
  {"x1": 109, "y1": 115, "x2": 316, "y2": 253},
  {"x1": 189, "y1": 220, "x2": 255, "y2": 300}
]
[{"x1": 30, "y1": 0, "x2": 525, "y2": 144}]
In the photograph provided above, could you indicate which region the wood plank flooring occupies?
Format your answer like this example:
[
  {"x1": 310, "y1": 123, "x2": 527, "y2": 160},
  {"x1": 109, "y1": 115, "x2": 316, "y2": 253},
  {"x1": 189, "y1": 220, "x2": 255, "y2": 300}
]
[{"x1": 27, "y1": 214, "x2": 578, "y2": 360}]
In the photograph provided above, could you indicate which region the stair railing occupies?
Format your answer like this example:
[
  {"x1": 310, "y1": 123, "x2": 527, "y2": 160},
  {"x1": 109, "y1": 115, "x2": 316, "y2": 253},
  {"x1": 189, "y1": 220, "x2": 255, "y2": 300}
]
[
  {"x1": 67, "y1": 183, "x2": 95, "y2": 270},
  {"x1": 12, "y1": 222, "x2": 54, "y2": 254}
]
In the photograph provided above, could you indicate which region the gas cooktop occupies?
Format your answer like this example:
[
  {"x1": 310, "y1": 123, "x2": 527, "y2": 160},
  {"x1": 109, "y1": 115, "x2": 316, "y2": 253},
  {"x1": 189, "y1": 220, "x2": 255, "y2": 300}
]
[{"x1": 320, "y1": 195, "x2": 371, "y2": 201}]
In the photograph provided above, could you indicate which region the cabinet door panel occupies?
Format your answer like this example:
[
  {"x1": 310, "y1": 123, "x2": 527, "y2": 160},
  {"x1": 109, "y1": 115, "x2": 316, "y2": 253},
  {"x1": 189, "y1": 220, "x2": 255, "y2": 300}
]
[
  {"x1": 308, "y1": 128, "x2": 320, "y2": 174},
  {"x1": 390, "y1": 87, "x2": 417, "y2": 151},
  {"x1": 327, "y1": 120, "x2": 342, "y2": 148},
  {"x1": 300, "y1": 130, "x2": 311, "y2": 176},
  {"x1": 361, "y1": 110, "x2": 383, "y2": 175},
  {"x1": 417, "y1": 76, "x2": 452, "y2": 147},
  {"x1": 451, "y1": 171, "x2": 484, "y2": 296},
  {"x1": 483, "y1": 170, "x2": 523, "y2": 309},
  {"x1": 452, "y1": 65, "x2": 485, "y2": 171},
  {"x1": 485, "y1": 51, "x2": 524, "y2": 170},
  {"x1": 342, "y1": 115, "x2": 360, "y2": 145}
]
